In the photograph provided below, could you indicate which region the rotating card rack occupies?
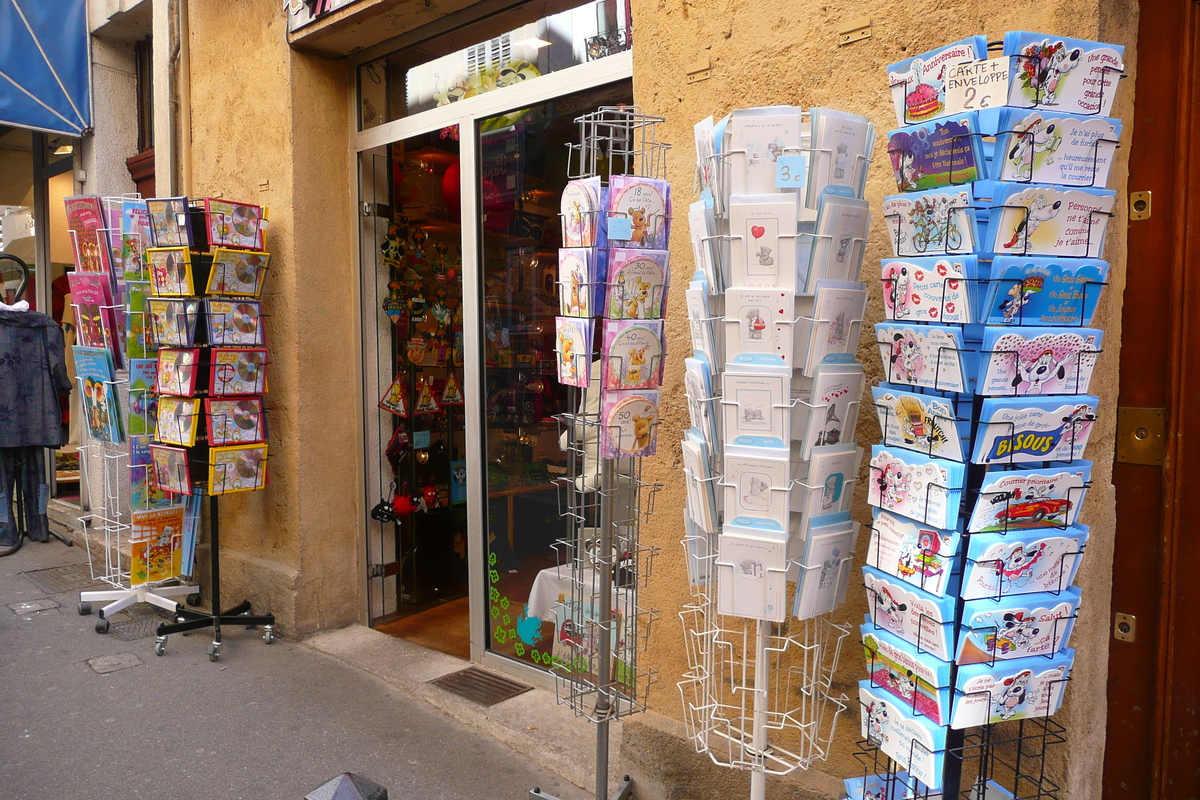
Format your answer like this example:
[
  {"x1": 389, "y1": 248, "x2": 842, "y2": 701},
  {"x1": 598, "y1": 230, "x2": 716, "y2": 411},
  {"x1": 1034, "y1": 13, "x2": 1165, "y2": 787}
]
[
  {"x1": 852, "y1": 34, "x2": 1125, "y2": 800},
  {"x1": 678, "y1": 105, "x2": 877, "y2": 800},
  {"x1": 531, "y1": 106, "x2": 668, "y2": 800}
]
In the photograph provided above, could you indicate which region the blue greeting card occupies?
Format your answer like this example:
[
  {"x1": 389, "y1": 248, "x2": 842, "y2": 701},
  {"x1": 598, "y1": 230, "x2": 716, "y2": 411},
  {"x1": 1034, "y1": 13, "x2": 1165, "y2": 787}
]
[
  {"x1": 863, "y1": 566, "x2": 957, "y2": 661},
  {"x1": 968, "y1": 462, "x2": 1091, "y2": 533},
  {"x1": 962, "y1": 525, "x2": 1090, "y2": 600},
  {"x1": 875, "y1": 323, "x2": 978, "y2": 393},
  {"x1": 992, "y1": 108, "x2": 1122, "y2": 187},
  {"x1": 859, "y1": 680, "x2": 948, "y2": 790},
  {"x1": 881, "y1": 187, "x2": 981, "y2": 258},
  {"x1": 873, "y1": 384, "x2": 969, "y2": 463},
  {"x1": 863, "y1": 623, "x2": 952, "y2": 726},
  {"x1": 881, "y1": 255, "x2": 980, "y2": 325},
  {"x1": 867, "y1": 509, "x2": 962, "y2": 598},
  {"x1": 956, "y1": 587, "x2": 1081, "y2": 664},
  {"x1": 886, "y1": 36, "x2": 990, "y2": 126},
  {"x1": 1004, "y1": 32, "x2": 1125, "y2": 117},
  {"x1": 981, "y1": 256, "x2": 1108, "y2": 326},
  {"x1": 868, "y1": 445, "x2": 965, "y2": 531},
  {"x1": 972, "y1": 396, "x2": 1098, "y2": 464},
  {"x1": 976, "y1": 327, "x2": 1103, "y2": 396},
  {"x1": 951, "y1": 648, "x2": 1073, "y2": 728}
]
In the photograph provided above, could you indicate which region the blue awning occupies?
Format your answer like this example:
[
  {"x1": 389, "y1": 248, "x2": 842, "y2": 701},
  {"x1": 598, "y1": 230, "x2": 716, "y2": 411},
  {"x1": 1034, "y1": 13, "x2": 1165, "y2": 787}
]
[{"x1": 0, "y1": 0, "x2": 91, "y2": 136}]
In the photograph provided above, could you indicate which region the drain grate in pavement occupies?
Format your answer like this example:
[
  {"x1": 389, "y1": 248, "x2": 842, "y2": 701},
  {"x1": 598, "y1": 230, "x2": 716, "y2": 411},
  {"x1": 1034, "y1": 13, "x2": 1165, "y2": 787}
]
[
  {"x1": 21, "y1": 564, "x2": 109, "y2": 595},
  {"x1": 428, "y1": 666, "x2": 533, "y2": 706},
  {"x1": 110, "y1": 613, "x2": 166, "y2": 641}
]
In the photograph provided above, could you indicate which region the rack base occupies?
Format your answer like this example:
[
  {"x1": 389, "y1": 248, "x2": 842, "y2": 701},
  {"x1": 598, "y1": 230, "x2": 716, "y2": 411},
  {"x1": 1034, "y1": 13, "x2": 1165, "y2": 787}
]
[
  {"x1": 78, "y1": 582, "x2": 198, "y2": 633},
  {"x1": 153, "y1": 599, "x2": 275, "y2": 661},
  {"x1": 530, "y1": 774, "x2": 632, "y2": 800}
]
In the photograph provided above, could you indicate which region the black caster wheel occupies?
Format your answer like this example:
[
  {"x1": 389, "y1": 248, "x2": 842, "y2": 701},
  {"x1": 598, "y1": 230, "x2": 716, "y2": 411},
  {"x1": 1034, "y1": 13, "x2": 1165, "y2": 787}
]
[
  {"x1": 206, "y1": 643, "x2": 220, "y2": 662},
  {"x1": 95, "y1": 617, "x2": 109, "y2": 634},
  {"x1": 186, "y1": 593, "x2": 201, "y2": 607},
  {"x1": 262, "y1": 625, "x2": 275, "y2": 645},
  {"x1": 154, "y1": 638, "x2": 166, "y2": 657},
  {"x1": 78, "y1": 602, "x2": 92, "y2": 616}
]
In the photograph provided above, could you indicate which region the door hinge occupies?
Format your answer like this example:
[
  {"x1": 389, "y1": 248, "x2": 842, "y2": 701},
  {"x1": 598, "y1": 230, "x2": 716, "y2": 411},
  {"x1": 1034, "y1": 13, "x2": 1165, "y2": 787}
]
[
  {"x1": 1116, "y1": 407, "x2": 1166, "y2": 465},
  {"x1": 368, "y1": 564, "x2": 385, "y2": 579}
]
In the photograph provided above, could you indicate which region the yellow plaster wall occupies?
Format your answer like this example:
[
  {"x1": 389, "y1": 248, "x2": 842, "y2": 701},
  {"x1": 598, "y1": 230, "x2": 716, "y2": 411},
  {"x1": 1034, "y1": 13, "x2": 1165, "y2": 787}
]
[
  {"x1": 187, "y1": 0, "x2": 359, "y2": 635},
  {"x1": 625, "y1": 1, "x2": 1138, "y2": 797}
]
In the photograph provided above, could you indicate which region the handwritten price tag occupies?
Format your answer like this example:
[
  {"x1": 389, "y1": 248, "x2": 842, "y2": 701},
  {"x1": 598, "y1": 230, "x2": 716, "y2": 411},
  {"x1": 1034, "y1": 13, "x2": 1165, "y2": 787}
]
[
  {"x1": 607, "y1": 215, "x2": 634, "y2": 241},
  {"x1": 775, "y1": 154, "x2": 808, "y2": 189},
  {"x1": 944, "y1": 59, "x2": 1008, "y2": 114}
]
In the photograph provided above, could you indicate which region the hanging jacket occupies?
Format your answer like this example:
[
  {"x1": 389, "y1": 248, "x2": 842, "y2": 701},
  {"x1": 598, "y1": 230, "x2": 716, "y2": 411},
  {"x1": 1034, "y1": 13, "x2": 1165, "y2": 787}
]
[{"x1": 0, "y1": 310, "x2": 71, "y2": 448}]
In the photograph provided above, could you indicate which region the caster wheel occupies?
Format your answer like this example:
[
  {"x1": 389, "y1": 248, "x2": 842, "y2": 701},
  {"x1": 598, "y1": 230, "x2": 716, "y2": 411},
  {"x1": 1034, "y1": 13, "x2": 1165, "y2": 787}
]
[
  {"x1": 263, "y1": 626, "x2": 275, "y2": 645},
  {"x1": 206, "y1": 643, "x2": 220, "y2": 662},
  {"x1": 154, "y1": 638, "x2": 166, "y2": 657},
  {"x1": 186, "y1": 593, "x2": 201, "y2": 607},
  {"x1": 95, "y1": 617, "x2": 109, "y2": 634},
  {"x1": 78, "y1": 602, "x2": 92, "y2": 616}
]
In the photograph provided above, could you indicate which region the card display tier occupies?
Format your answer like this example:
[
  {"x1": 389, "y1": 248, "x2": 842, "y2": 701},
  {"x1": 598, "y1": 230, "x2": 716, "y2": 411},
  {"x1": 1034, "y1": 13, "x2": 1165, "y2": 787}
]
[
  {"x1": 875, "y1": 323, "x2": 978, "y2": 394},
  {"x1": 886, "y1": 109, "x2": 1002, "y2": 191},
  {"x1": 863, "y1": 566, "x2": 957, "y2": 661},
  {"x1": 886, "y1": 36, "x2": 991, "y2": 126},
  {"x1": 866, "y1": 509, "x2": 962, "y2": 599},
  {"x1": 862, "y1": 623, "x2": 952, "y2": 726},
  {"x1": 967, "y1": 462, "x2": 1091, "y2": 533},
  {"x1": 881, "y1": 186, "x2": 983, "y2": 258},
  {"x1": 859, "y1": 680, "x2": 948, "y2": 790},
  {"x1": 985, "y1": 183, "x2": 1115, "y2": 259},
  {"x1": 955, "y1": 587, "x2": 1081, "y2": 664},
  {"x1": 950, "y1": 648, "x2": 1074, "y2": 729},
  {"x1": 868, "y1": 445, "x2": 965, "y2": 531},
  {"x1": 961, "y1": 525, "x2": 1089, "y2": 601},
  {"x1": 971, "y1": 395, "x2": 1097, "y2": 465}
]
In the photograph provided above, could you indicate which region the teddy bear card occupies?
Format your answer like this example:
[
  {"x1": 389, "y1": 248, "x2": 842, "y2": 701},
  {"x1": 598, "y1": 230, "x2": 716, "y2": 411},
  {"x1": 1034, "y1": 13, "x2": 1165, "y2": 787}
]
[
  {"x1": 992, "y1": 109, "x2": 1122, "y2": 187},
  {"x1": 792, "y1": 512, "x2": 858, "y2": 619},
  {"x1": 555, "y1": 317, "x2": 594, "y2": 388},
  {"x1": 887, "y1": 36, "x2": 990, "y2": 126},
  {"x1": 799, "y1": 444, "x2": 862, "y2": 522},
  {"x1": 601, "y1": 390, "x2": 659, "y2": 458},
  {"x1": 729, "y1": 194, "x2": 799, "y2": 292},
  {"x1": 967, "y1": 462, "x2": 1091, "y2": 533},
  {"x1": 604, "y1": 248, "x2": 669, "y2": 319},
  {"x1": 558, "y1": 248, "x2": 602, "y2": 317},
  {"x1": 863, "y1": 566, "x2": 958, "y2": 661},
  {"x1": 1004, "y1": 32, "x2": 1125, "y2": 117},
  {"x1": 560, "y1": 176, "x2": 606, "y2": 249},
  {"x1": 874, "y1": 323, "x2": 977, "y2": 393},
  {"x1": 881, "y1": 255, "x2": 979, "y2": 325},
  {"x1": 716, "y1": 516, "x2": 790, "y2": 621},
  {"x1": 799, "y1": 281, "x2": 868, "y2": 375},
  {"x1": 721, "y1": 362, "x2": 790, "y2": 446},
  {"x1": 987, "y1": 184, "x2": 1115, "y2": 259},
  {"x1": 681, "y1": 429, "x2": 719, "y2": 534},
  {"x1": 862, "y1": 623, "x2": 952, "y2": 726},
  {"x1": 868, "y1": 445, "x2": 966, "y2": 531},
  {"x1": 859, "y1": 680, "x2": 948, "y2": 790},
  {"x1": 981, "y1": 256, "x2": 1108, "y2": 327},
  {"x1": 807, "y1": 107, "x2": 874, "y2": 208},
  {"x1": 606, "y1": 175, "x2": 671, "y2": 250},
  {"x1": 976, "y1": 327, "x2": 1103, "y2": 396},
  {"x1": 881, "y1": 187, "x2": 979, "y2": 258},
  {"x1": 867, "y1": 509, "x2": 962, "y2": 599},
  {"x1": 961, "y1": 525, "x2": 1089, "y2": 600},
  {"x1": 683, "y1": 355, "x2": 720, "y2": 449},
  {"x1": 723, "y1": 442, "x2": 796, "y2": 530},
  {"x1": 972, "y1": 396, "x2": 1097, "y2": 464},
  {"x1": 724, "y1": 287, "x2": 795, "y2": 366},
  {"x1": 685, "y1": 274, "x2": 720, "y2": 364},
  {"x1": 601, "y1": 319, "x2": 664, "y2": 390},
  {"x1": 687, "y1": 198, "x2": 723, "y2": 294},
  {"x1": 873, "y1": 384, "x2": 969, "y2": 462},
  {"x1": 956, "y1": 587, "x2": 1081, "y2": 664},
  {"x1": 724, "y1": 106, "x2": 806, "y2": 197},
  {"x1": 951, "y1": 648, "x2": 1073, "y2": 729},
  {"x1": 802, "y1": 191, "x2": 871, "y2": 293}
]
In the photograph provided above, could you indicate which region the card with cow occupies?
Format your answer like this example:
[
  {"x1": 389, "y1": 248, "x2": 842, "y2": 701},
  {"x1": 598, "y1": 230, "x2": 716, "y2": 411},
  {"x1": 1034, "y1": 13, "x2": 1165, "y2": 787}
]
[
  {"x1": 874, "y1": 323, "x2": 976, "y2": 393},
  {"x1": 858, "y1": 681, "x2": 949, "y2": 791}
]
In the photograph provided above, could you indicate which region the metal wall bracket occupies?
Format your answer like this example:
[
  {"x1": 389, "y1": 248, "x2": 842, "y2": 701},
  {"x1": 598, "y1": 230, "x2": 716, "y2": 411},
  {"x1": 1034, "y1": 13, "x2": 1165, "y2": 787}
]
[
  {"x1": 838, "y1": 18, "x2": 872, "y2": 46},
  {"x1": 1116, "y1": 407, "x2": 1166, "y2": 465},
  {"x1": 687, "y1": 59, "x2": 712, "y2": 84}
]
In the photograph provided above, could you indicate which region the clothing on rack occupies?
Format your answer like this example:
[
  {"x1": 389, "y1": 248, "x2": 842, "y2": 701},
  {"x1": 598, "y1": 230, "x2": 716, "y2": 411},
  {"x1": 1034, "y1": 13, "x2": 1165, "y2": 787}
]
[{"x1": 0, "y1": 448, "x2": 48, "y2": 545}]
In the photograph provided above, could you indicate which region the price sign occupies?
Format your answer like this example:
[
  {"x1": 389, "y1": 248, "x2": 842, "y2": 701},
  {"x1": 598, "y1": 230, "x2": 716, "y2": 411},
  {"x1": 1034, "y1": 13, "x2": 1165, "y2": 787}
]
[
  {"x1": 775, "y1": 153, "x2": 808, "y2": 190},
  {"x1": 944, "y1": 59, "x2": 1008, "y2": 114},
  {"x1": 607, "y1": 215, "x2": 633, "y2": 241}
]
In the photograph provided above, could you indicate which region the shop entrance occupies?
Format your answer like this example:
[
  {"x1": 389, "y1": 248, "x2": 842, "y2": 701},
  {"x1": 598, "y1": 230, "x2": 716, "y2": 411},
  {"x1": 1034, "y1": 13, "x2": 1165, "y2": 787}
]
[{"x1": 356, "y1": 3, "x2": 634, "y2": 671}]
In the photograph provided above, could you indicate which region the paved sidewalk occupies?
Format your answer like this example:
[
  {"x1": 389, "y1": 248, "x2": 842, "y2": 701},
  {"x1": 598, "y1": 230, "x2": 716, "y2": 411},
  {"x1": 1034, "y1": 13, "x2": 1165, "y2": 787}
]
[{"x1": 0, "y1": 538, "x2": 589, "y2": 800}]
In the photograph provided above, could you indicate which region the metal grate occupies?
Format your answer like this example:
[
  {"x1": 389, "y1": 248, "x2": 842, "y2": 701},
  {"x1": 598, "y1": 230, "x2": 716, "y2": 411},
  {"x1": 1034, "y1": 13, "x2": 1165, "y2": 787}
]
[
  {"x1": 21, "y1": 564, "x2": 108, "y2": 595},
  {"x1": 428, "y1": 666, "x2": 532, "y2": 706},
  {"x1": 110, "y1": 610, "x2": 169, "y2": 642}
]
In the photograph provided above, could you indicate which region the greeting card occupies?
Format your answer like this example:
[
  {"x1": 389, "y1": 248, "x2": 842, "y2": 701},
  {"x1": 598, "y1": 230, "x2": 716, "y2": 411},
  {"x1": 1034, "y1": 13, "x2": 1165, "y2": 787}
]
[
  {"x1": 127, "y1": 358, "x2": 158, "y2": 436},
  {"x1": 155, "y1": 348, "x2": 200, "y2": 397},
  {"x1": 723, "y1": 443, "x2": 794, "y2": 529},
  {"x1": 843, "y1": 772, "x2": 912, "y2": 800},
  {"x1": 801, "y1": 281, "x2": 868, "y2": 375},
  {"x1": 867, "y1": 510, "x2": 962, "y2": 599},
  {"x1": 807, "y1": 107, "x2": 874, "y2": 207},
  {"x1": 868, "y1": 445, "x2": 965, "y2": 531},
  {"x1": 993, "y1": 109, "x2": 1122, "y2": 186},
  {"x1": 602, "y1": 319, "x2": 664, "y2": 391},
  {"x1": 873, "y1": 385, "x2": 967, "y2": 462},
  {"x1": 968, "y1": 463, "x2": 1091, "y2": 533},
  {"x1": 694, "y1": 116, "x2": 719, "y2": 200},
  {"x1": 859, "y1": 681, "x2": 948, "y2": 790},
  {"x1": 605, "y1": 249, "x2": 669, "y2": 319},
  {"x1": 988, "y1": 184, "x2": 1115, "y2": 258},
  {"x1": 802, "y1": 192, "x2": 870, "y2": 292},
  {"x1": 977, "y1": 328, "x2": 1102, "y2": 396},
  {"x1": 717, "y1": 517, "x2": 790, "y2": 621},
  {"x1": 687, "y1": 198, "x2": 722, "y2": 293},
  {"x1": 863, "y1": 566, "x2": 957, "y2": 661},
  {"x1": 875, "y1": 323, "x2": 976, "y2": 393},
  {"x1": 555, "y1": 317, "x2": 594, "y2": 388},
  {"x1": 799, "y1": 359, "x2": 863, "y2": 459},
  {"x1": 956, "y1": 587, "x2": 1081, "y2": 664},
  {"x1": 962, "y1": 526, "x2": 1089, "y2": 600},
  {"x1": 862, "y1": 624, "x2": 952, "y2": 725},
  {"x1": 147, "y1": 247, "x2": 194, "y2": 296},
  {"x1": 64, "y1": 196, "x2": 112, "y2": 274},
  {"x1": 951, "y1": 649, "x2": 1073, "y2": 728},
  {"x1": 155, "y1": 396, "x2": 201, "y2": 446},
  {"x1": 601, "y1": 390, "x2": 659, "y2": 458},
  {"x1": 725, "y1": 287, "x2": 793, "y2": 366},
  {"x1": 887, "y1": 36, "x2": 990, "y2": 125},
  {"x1": 721, "y1": 366, "x2": 789, "y2": 446},
  {"x1": 729, "y1": 194, "x2": 799, "y2": 291},
  {"x1": 558, "y1": 248, "x2": 599, "y2": 317},
  {"x1": 146, "y1": 197, "x2": 193, "y2": 248},
  {"x1": 725, "y1": 107, "x2": 805, "y2": 197},
  {"x1": 793, "y1": 512, "x2": 858, "y2": 619},
  {"x1": 130, "y1": 435, "x2": 178, "y2": 511},
  {"x1": 887, "y1": 114, "x2": 986, "y2": 191},
  {"x1": 206, "y1": 396, "x2": 266, "y2": 446},
  {"x1": 683, "y1": 355, "x2": 720, "y2": 448},
  {"x1": 606, "y1": 175, "x2": 671, "y2": 250},
  {"x1": 981, "y1": 256, "x2": 1108, "y2": 326},
  {"x1": 800, "y1": 444, "x2": 862, "y2": 521},
  {"x1": 206, "y1": 299, "x2": 265, "y2": 347},
  {"x1": 121, "y1": 200, "x2": 154, "y2": 282},
  {"x1": 881, "y1": 256, "x2": 976, "y2": 325},
  {"x1": 561, "y1": 177, "x2": 606, "y2": 249},
  {"x1": 209, "y1": 444, "x2": 269, "y2": 494},
  {"x1": 972, "y1": 396, "x2": 1097, "y2": 464},
  {"x1": 881, "y1": 188, "x2": 978, "y2": 257},
  {"x1": 73, "y1": 346, "x2": 124, "y2": 444},
  {"x1": 204, "y1": 198, "x2": 266, "y2": 250},
  {"x1": 207, "y1": 247, "x2": 270, "y2": 297},
  {"x1": 681, "y1": 431, "x2": 719, "y2": 534},
  {"x1": 209, "y1": 348, "x2": 268, "y2": 396},
  {"x1": 684, "y1": 280, "x2": 719, "y2": 364},
  {"x1": 125, "y1": 280, "x2": 156, "y2": 360},
  {"x1": 130, "y1": 526, "x2": 183, "y2": 585},
  {"x1": 147, "y1": 298, "x2": 200, "y2": 347},
  {"x1": 150, "y1": 443, "x2": 191, "y2": 495},
  {"x1": 1004, "y1": 32, "x2": 1125, "y2": 117}
]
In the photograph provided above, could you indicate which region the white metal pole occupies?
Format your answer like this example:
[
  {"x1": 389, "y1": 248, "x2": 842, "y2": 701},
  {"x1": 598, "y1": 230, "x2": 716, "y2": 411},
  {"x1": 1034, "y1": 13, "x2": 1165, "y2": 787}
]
[{"x1": 750, "y1": 617, "x2": 769, "y2": 800}]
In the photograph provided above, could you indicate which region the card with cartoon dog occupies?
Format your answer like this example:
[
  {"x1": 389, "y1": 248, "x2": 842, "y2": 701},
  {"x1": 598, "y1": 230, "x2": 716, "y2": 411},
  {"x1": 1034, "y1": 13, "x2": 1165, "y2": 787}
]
[
  {"x1": 863, "y1": 566, "x2": 958, "y2": 662},
  {"x1": 604, "y1": 249, "x2": 669, "y2": 319},
  {"x1": 977, "y1": 327, "x2": 1103, "y2": 396},
  {"x1": 881, "y1": 188, "x2": 979, "y2": 258},
  {"x1": 881, "y1": 255, "x2": 977, "y2": 325},
  {"x1": 859, "y1": 681, "x2": 949, "y2": 790},
  {"x1": 601, "y1": 319, "x2": 664, "y2": 390},
  {"x1": 973, "y1": 395, "x2": 1098, "y2": 464},
  {"x1": 988, "y1": 184, "x2": 1115, "y2": 258},
  {"x1": 601, "y1": 390, "x2": 659, "y2": 458},
  {"x1": 873, "y1": 385, "x2": 968, "y2": 462},
  {"x1": 729, "y1": 194, "x2": 799, "y2": 292},
  {"x1": 606, "y1": 175, "x2": 671, "y2": 250},
  {"x1": 867, "y1": 509, "x2": 962, "y2": 599},
  {"x1": 993, "y1": 109, "x2": 1122, "y2": 187},
  {"x1": 967, "y1": 462, "x2": 1091, "y2": 533},
  {"x1": 862, "y1": 624, "x2": 952, "y2": 725},
  {"x1": 956, "y1": 587, "x2": 1081, "y2": 664},
  {"x1": 868, "y1": 445, "x2": 965, "y2": 531},
  {"x1": 951, "y1": 649, "x2": 1073, "y2": 729},
  {"x1": 981, "y1": 256, "x2": 1108, "y2": 327},
  {"x1": 1004, "y1": 32, "x2": 1125, "y2": 117},
  {"x1": 874, "y1": 323, "x2": 976, "y2": 393},
  {"x1": 962, "y1": 525, "x2": 1090, "y2": 600}
]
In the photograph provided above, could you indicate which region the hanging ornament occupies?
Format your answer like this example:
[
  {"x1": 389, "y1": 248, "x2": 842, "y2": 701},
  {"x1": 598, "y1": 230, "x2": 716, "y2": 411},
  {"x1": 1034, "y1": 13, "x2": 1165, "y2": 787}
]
[
  {"x1": 413, "y1": 374, "x2": 441, "y2": 415},
  {"x1": 393, "y1": 483, "x2": 414, "y2": 516},
  {"x1": 378, "y1": 374, "x2": 409, "y2": 417},
  {"x1": 422, "y1": 479, "x2": 440, "y2": 510},
  {"x1": 441, "y1": 371, "x2": 465, "y2": 406},
  {"x1": 406, "y1": 333, "x2": 431, "y2": 365},
  {"x1": 383, "y1": 281, "x2": 406, "y2": 322},
  {"x1": 416, "y1": 449, "x2": 430, "y2": 465}
]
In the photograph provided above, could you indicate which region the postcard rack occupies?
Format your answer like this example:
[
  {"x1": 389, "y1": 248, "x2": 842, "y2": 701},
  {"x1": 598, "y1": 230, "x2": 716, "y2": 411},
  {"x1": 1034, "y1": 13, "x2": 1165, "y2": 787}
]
[{"x1": 533, "y1": 106, "x2": 669, "y2": 800}]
